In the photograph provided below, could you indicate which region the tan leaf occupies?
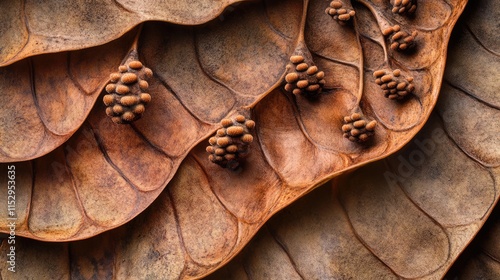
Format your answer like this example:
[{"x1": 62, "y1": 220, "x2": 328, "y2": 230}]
[
  {"x1": 0, "y1": 0, "x2": 246, "y2": 67},
  {"x1": 445, "y1": 205, "x2": 500, "y2": 278},
  {"x1": 0, "y1": 0, "x2": 467, "y2": 277}
]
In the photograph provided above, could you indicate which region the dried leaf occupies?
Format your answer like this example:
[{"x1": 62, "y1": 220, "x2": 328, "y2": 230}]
[
  {"x1": 0, "y1": 0, "x2": 302, "y2": 240},
  {"x1": 0, "y1": 0, "x2": 468, "y2": 277},
  {"x1": 445, "y1": 204, "x2": 500, "y2": 279},
  {"x1": 206, "y1": 83, "x2": 499, "y2": 279},
  {"x1": 0, "y1": 0, "x2": 245, "y2": 67},
  {"x1": 207, "y1": 145, "x2": 497, "y2": 279},
  {"x1": 0, "y1": 31, "x2": 134, "y2": 162},
  {"x1": 205, "y1": 1, "x2": 500, "y2": 277},
  {"x1": 1, "y1": 2, "x2": 300, "y2": 240},
  {"x1": 0, "y1": 0, "x2": 299, "y2": 162}
]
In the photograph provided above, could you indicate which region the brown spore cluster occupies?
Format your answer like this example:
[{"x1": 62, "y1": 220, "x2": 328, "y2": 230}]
[
  {"x1": 373, "y1": 69, "x2": 415, "y2": 100},
  {"x1": 391, "y1": 0, "x2": 417, "y2": 15},
  {"x1": 104, "y1": 60, "x2": 153, "y2": 124},
  {"x1": 382, "y1": 25, "x2": 417, "y2": 51},
  {"x1": 284, "y1": 55, "x2": 326, "y2": 99},
  {"x1": 206, "y1": 115, "x2": 255, "y2": 170},
  {"x1": 342, "y1": 113, "x2": 377, "y2": 143},
  {"x1": 325, "y1": 1, "x2": 356, "y2": 25}
]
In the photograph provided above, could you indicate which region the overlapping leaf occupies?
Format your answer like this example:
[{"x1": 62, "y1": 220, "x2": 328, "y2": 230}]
[
  {"x1": 0, "y1": 0, "x2": 468, "y2": 278},
  {"x1": 206, "y1": 106, "x2": 498, "y2": 279},
  {"x1": 0, "y1": 31, "x2": 135, "y2": 162},
  {"x1": 0, "y1": 1, "x2": 282, "y2": 162},
  {"x1": 207, "y1": 127, "x2": 498, "y2": 279},
  {"x1": 2, "y1": 0, "x2": 465, "y2": 241},
  {"x1": 0, "y1": 0, "x2": 248, "y2": 67},
  {"x1": 205, "y1": 1, "x2": 500, "y2": 278},
  {"x1": 0, "y1": 0, "x2": 249, "y2": 162},
  {"x1": 445, "y1": 204, "x2": 500, "y2": 278},
  {"x1": 0, "y1": 0, "x2": 303, "y2": 240}
]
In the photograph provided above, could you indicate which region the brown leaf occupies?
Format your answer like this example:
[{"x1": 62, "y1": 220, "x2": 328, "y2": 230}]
[
  {"x1": 0, "y1": 0, "x2": 303, "y2": 240},
  {"x1": 445, "y1": 204, "x2": 500, "y2": 278},
  {"x1": 1, "y1": 0, "x2": 467, "y2": 277},
  {"x1": 0, "y1": 31, "x2": 134, "y2": 162},
  {"x1": 205, "y1": 87, "x2": 499, "y2": 278},
  {"x1": 204, "y1": 1, "x2": 500, "y2": 278},
  {"x1": 0, "y1": 0, "x2": 245, "y2": 67},
  {"x1": 0, "y1": 1, "x2": 300, "y2": 163}
]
